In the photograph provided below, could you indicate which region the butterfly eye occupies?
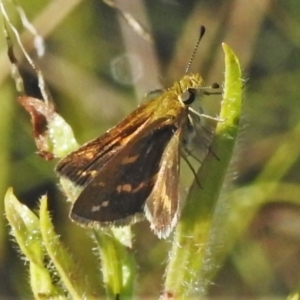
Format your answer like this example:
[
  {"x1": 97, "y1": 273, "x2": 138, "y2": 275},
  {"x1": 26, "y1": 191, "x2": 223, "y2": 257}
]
[{"x1": 182, "y1": 88, "x2": 196, "y2": 105}]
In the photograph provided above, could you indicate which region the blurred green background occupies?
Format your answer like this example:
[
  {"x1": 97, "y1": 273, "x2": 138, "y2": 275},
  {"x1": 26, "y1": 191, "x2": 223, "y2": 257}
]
[{"x1": 1, "y1": 0, "x2": 300, "y2": 299}]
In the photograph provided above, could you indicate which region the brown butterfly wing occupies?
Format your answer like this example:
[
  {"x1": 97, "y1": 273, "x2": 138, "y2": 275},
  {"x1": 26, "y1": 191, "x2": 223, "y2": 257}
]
[
  {"x1": 70, "y1": 123, "x2": 177, "y2": 226},
  {"x1": 145, "y1": 125, "x2": 182, "y2": 238},
  {"x1": 56, "y1": 101, "x2": 157, "y2": 186}
]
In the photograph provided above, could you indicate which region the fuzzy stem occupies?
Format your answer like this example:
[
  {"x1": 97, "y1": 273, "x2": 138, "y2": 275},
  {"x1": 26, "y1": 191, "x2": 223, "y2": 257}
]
[
  {"x1": 163, "y1": 44, "x2": 242, "y2": 299},
  {"x1": 93, "y1": 228, "x2": 136, "y2": 299}
]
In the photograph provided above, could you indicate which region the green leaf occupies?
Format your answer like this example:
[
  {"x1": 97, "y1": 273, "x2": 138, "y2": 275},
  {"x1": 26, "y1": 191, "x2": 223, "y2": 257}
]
[
  {"x1": 39, "y1": 195, "x2": 101, "y2": 299},
  {"x1": 4, "y1": 188, "x2": 65, "y2": 299}
]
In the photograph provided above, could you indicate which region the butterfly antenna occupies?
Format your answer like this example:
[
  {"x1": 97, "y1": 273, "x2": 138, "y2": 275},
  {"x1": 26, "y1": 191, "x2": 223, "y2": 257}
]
[{"x1": 185, "y1": 25, "x2": 206, "y2": 74}]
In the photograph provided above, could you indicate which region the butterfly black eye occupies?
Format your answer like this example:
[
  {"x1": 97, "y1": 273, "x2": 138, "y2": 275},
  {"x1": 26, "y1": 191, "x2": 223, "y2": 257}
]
[{"x1": 182, "y1": 88, "x2": 196, "y2": 105}]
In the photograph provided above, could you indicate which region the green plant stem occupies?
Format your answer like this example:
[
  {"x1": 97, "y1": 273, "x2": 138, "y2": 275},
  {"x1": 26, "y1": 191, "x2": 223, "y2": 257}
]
[
  {"x1": 93, "y1": 228, "x2": 136, "y2": 300},
  {"x1": 163, "y1": 44, "x2": 242, "y2": 299}
]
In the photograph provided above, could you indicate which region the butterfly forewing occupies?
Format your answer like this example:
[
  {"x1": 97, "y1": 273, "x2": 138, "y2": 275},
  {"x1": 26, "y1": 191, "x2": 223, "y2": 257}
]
[{"x1": 56, "y1": 98, "x2": 167, "y2": 186}]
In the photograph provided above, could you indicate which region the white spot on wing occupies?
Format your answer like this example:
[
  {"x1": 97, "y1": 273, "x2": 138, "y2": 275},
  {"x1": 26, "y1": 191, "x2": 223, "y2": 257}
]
[{"x1": 91, "y1": 205, "x2": 101, "y2": 212}]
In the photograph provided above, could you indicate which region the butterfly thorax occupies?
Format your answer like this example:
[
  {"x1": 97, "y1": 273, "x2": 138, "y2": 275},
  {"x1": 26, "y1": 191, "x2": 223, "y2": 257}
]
[{"x1": 147, "y1": 73, "x2": 203, "y2": 122}]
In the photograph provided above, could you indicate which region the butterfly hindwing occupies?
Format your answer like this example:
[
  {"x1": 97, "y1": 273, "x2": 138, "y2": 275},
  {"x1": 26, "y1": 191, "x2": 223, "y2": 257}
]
[
  {"x1": 145, "y1": 120, "x2": 182, "y2": 238},
  {"x1": 70, "y1": 122, "x2": 178, "y2": 226}
]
